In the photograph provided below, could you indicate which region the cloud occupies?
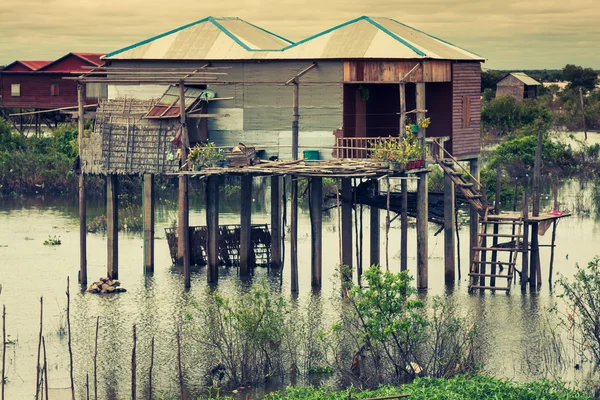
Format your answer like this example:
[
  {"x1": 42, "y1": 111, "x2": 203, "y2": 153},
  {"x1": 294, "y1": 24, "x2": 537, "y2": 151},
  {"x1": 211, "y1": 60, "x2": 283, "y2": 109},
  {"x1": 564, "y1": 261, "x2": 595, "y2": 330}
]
[{"x1": 0, "y1": 0, "x2": 598, "y2": 69}]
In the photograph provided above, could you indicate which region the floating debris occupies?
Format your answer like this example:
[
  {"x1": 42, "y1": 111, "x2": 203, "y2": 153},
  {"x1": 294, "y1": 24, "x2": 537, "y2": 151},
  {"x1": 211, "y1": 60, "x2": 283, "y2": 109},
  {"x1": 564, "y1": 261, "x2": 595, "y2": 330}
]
[{"x1": 87, "y1": 277, "x2": 127, "y2": 294}]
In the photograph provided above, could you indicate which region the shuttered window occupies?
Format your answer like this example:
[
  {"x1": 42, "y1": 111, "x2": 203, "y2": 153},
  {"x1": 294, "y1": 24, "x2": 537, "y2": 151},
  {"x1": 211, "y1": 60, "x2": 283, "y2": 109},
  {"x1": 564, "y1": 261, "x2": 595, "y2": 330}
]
[
  {"x1": 50, "y1": 84, "x2": 60, "y2": 96},
  {"x1": 462, "y1": 95, "x2": 471, "y2": 128},
  {"x1": 10, "y1": 84, "x2": 20, "y2": 97}
]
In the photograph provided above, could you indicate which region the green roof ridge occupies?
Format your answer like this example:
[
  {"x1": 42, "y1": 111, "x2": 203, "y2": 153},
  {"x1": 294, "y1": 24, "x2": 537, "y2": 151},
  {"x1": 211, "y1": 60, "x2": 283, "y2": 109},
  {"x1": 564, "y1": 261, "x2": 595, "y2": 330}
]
[
  {"x1": 208, "y1": 16, "x2": 253, "y2": 51},
  {"x1": 364, "y1": 17, "x2": 426, "y2": 57},
  {"x1": 281, "y1": 16, "x2": 369, "y2": 50}
]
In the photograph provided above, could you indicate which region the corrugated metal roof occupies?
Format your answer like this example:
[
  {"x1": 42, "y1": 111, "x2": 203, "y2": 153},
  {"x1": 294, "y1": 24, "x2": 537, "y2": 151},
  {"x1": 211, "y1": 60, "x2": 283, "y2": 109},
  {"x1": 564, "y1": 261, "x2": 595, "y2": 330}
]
[
  {"x1": 507, "y1": 72, "x2": 541, "y2": 86},
  {"x1": 105, "y1": 16, "x2": 484, "y2": 62},
  {"x1": 1, "y1": 60, "x2": 52, "y2": 71},
  {"x1": 146, "y1": 85, "x2": 204, "y2": 118},
  {"x1": 105, "y1": 17, "x2": 293, "y2": 60},
  {"x1": 19, "y1": 60, "x2": 52, "y2": 70}
]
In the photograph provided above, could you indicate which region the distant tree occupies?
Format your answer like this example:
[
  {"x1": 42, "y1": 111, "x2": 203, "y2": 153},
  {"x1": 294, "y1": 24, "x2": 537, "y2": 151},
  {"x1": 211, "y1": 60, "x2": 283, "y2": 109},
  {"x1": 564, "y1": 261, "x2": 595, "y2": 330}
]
[
  {"x1": 482, "y1": 88, "x2": 495, "y2": 103},
  {"x1": 562, "y1": 64, "x2": 598, "y2": 92},
  {"x1": 481, "y1": 70, "x2": 505, "y2": 92},
  {"x1": 481, "y1": 96, "x2": 552, "y2": 136}
]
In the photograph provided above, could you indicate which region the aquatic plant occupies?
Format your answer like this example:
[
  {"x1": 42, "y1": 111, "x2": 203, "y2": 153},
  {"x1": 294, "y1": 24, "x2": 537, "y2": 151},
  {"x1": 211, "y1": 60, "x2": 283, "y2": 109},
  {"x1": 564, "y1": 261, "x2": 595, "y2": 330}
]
[{"x1": 43, "y1": 236, "x2": 61, "y2": 246}]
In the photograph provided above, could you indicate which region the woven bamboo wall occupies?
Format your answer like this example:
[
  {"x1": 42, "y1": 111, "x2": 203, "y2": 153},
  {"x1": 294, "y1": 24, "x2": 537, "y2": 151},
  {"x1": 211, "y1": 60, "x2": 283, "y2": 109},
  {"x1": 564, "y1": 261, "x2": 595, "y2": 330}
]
[{"x1": 80, "y1": 98, "x2": 180, "y2": 175}]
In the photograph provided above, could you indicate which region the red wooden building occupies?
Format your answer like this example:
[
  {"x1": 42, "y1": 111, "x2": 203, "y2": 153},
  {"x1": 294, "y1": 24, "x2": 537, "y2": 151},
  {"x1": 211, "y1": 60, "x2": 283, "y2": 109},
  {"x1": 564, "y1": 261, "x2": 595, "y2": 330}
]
[{"x1": 0, "y1": 52, "x2": 106, "y2": 110}]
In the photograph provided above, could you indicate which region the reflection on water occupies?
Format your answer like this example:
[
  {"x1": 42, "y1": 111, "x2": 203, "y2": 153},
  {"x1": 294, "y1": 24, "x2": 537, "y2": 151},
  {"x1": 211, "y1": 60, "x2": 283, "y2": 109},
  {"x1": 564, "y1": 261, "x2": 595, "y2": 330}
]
[{"x1": 0, "y1": 175, "x2": 599, "y2": 398}]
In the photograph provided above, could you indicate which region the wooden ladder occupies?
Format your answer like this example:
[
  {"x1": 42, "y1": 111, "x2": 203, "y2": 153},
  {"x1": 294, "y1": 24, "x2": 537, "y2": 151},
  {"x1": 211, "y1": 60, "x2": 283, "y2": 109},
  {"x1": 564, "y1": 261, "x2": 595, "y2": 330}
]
[
  {"x1": 438, "y1": 160, "x2": 487, "y2": 215},
  {"x1": 468, "y1": 213, "x2": 523, "y2": 293}
]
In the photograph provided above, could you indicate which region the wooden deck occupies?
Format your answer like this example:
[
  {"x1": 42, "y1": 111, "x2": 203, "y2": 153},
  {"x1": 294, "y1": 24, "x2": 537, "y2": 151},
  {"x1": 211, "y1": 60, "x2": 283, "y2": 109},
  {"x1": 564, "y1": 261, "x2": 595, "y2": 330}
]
[{"x1": 171, "y1": 159, "x2": 429, "y2": 178}]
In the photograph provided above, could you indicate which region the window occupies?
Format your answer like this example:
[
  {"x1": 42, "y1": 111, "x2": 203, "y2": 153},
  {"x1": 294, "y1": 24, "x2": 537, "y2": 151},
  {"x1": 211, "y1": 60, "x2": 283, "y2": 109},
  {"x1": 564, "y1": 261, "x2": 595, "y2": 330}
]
[
  {"x1": 11, "y1": 84, "x2": 20, "y2": 97},
  {"x1": 50, "y1": 84, "x2": 60, "y2": 96}
]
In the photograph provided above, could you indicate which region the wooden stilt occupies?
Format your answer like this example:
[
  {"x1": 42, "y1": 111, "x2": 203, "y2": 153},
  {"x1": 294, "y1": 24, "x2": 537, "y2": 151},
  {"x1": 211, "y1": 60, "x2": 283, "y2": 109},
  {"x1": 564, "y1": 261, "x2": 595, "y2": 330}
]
[
  {"x1": 77, "y1": 84, "x2": 87, "y2": 285},
  {"x1": 549, "y1": 220, "x2": 557, "y2": 284},
  {"x1": 469, "y1": 159, "x2": 480, "y2": 270},
  {"x1": 270, "y1": 176, "x2": 282, "y2": 268},
  {"x1": 177, "y1": 175, "x2": 190, "y2": 287},
  {"x1": 107, "y1": 175, "x2": 119, "y2": 280},
  {"x1": 290, "y1": 176, "x2": 299, "y2": 291},
  {"x1": 341, "y1": 178, "x2": 353, "y2": 272},
  {"x1": 370, "y1": 180, "x2": 380, "y2": 267},
  {"x1": 530, "y1": 128, "x2": 543, "y2": 289},
  {"x1": 444, "y1": 172, "x2": 455, "y2": 283},
  {"x1": 521, "y1": 193, "x2": 529, "y2": 291},
  {"x1": 206, "y1": 176, "x2": 219, "y2": 283},
  {"x1": 310, "y1": 177, "x2": 323, "y2": 287},
  {"x1": 143, "y1": 174, "x2": 155, "y2": 274},
  {"x1": 416, "y1": 172, "x2": 428, "y2": 289},
  {"x1": 491, "y1": 167, "x2": 501, "y2": 287},
  {"x1": 240, "y1": 175, "x2": 253, "y2": 276},
  {"x1": 401, "y1": 177, "x2": 408, "y2": 271},
  {"x1": 530, "y1": 225, "x2": 539, "y2": 289}
]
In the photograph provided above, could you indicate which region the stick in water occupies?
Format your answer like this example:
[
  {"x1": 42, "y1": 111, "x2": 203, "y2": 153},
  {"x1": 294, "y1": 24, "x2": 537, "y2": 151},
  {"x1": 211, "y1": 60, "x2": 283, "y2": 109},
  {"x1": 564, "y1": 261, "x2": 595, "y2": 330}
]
[
  {"x1": 2, "y1": 305, "x2": 5, "y2": 400},
  {"x1": 35, "y1": 297, "x2": 43, "y2": 400},
  {"x1": 42, "y1": 336, "x2": 49, "y2": 400},
  {"x1": 66, "y1": 277, "x2": 75, "y2": 400},
  {"x1": 131, "y1": 325, "x2": 136, "y2": 400},
  {"x1": 148, "y1": 336, "x2": 154, "y2": 400},
  {"x1": 94, "y1": 316, "x2": 99, "y2": 400}
]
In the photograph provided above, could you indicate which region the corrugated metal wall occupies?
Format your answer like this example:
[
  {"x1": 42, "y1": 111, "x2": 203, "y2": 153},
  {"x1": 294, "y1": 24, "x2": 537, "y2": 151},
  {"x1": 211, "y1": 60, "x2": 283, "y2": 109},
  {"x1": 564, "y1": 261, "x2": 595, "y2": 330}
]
[
  {"x1": 107, "y1": 60, "x2": 343, "y2": 160},
  {"x1": 451, "y1": 62, "x2": 481, "y2": 159}
]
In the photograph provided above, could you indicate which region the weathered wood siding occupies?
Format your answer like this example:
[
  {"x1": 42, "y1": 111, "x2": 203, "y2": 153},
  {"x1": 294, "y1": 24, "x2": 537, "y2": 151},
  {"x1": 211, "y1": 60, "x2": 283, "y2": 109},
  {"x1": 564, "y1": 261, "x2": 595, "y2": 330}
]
[
  {"x1": 451, "y1": 62, "x2": 481, "y2": 158},
  {"x1": 344, "y1": 60, "x2": 452, "y2": 83},
  {"x1": 496, "y1": 74, "x2": 525, "y2": 101}
]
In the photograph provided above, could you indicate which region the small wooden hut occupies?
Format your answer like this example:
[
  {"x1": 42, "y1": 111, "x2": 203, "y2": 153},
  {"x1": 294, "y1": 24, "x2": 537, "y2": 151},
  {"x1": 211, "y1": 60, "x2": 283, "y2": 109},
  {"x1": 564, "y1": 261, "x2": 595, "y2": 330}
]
[{"x1": 496, "y1": 72, "x2": 541, "y2": 101}]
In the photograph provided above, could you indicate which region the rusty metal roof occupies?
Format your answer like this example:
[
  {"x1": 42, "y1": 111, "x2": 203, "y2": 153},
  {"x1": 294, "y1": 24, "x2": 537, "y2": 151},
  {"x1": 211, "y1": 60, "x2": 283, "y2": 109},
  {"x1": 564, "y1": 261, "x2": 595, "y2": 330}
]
[
  {"x1": 146, "y1": 85, "x2": 204, "y2": 118},
  {"x1": 105, "y1": 17, "x2": 293, "y2": 60}
]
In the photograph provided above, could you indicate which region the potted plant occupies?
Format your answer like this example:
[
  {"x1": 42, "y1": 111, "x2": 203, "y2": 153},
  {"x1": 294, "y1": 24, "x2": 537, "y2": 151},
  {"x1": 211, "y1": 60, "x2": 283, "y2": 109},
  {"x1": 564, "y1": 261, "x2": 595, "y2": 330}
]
[
  {"x1": 371, "y1": 138, "x2": 408, "y2": 171},
  {"x1": 187, "y1": 142, "x2": 226, "y2": 170}
]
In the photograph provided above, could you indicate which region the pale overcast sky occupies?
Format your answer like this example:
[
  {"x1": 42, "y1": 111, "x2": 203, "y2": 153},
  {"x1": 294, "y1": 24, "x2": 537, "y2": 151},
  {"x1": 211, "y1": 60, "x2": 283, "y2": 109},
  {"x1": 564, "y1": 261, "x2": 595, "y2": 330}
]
[{"x1": 0, "y1": 0, "x2": 598, "y2": 69}]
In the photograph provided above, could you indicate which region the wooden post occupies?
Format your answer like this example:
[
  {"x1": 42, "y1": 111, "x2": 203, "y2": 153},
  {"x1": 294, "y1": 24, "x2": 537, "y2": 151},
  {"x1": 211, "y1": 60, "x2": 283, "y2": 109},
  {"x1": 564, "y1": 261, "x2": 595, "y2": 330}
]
[
  {"x1": 240, "y1": 175, "x2": 253, "y2": 276},
  {"x1": 292, "y1": 80, "x2": 299, "y2": 160},
  {"x1": 77, "y1": 84, "x2": 87, "y2": 285},
  {"x1": 107, "y1": 175, "x2": 119, "y2": 280},
  {"x1": 530, "y1": 129, "x2": 543, "y2": 288},
  {"x1": 399, "y1": 77, "x2": 406, "y2": 137},
  {"x1": 579, "y1": 87, "x2": 587, "y2": 141},
  {"x1": 310, "y1": 177, "x2": 323, "y2": 287},
  {"x1": 291, "y1": 176, "x2": 299, "y2": 291},
  {"x1": 370, "y1": 180, "x2": 380, "y2": 267},
  {"x1": 416, "y1": 172, "x2": 428, "y2": 289},
  {"x1": 549, "y1": 220, "x2": 557, "y2": 284},
  {"x1": 143, "y1": 174, "x2": 155, "y2": 274},
  {"x1": 521, "y1": 193, "x2": 529, "y2": 291},
  {"x1": 341, "y1": 178, "x2": 353, "y2": 273},
  {"x1": 270, "y1": 176, "x2": 282, "y2": 268},
  {"x1": 491, "y1": 168, "x2": 501, "y2": 286},
  {"x1": 401, "y1": 177, "x2": 408, "y2": 271},
  {"x1": 469, "y1": 159, "x2": 480, "y2": 269},
  {"x1": 178, "y1": 81, "x2": 191, "y2": 288},
  {"x1": 480, "y1": 185, "x2": 488, "y2": 287},
  {"x1": 444, "y1": 172, "x2": 455, "y2": 283},
  {"x1": 206, "y1": 176, "x2": 219, "y2": 283}
]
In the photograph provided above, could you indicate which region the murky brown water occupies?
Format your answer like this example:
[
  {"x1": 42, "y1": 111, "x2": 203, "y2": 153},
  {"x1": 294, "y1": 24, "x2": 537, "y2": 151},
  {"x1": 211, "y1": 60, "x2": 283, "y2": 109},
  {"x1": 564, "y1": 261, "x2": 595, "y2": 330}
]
[{"x1": 1, "y1": 160, "x2": 600, "y2": 398}]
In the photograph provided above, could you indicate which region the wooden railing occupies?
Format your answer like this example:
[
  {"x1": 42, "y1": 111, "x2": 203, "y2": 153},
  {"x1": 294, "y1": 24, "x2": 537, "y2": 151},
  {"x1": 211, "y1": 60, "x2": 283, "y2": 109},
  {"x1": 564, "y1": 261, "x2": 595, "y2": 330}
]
[{"x1": 335, "y1": 136, "x2": 451, "y2": 161}]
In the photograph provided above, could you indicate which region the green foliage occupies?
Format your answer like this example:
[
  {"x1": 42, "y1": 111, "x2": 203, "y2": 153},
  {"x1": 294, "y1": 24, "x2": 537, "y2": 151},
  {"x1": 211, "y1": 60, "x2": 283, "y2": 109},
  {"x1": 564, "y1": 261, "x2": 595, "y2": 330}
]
[
  {"x1": 481, "y1": 96, "x2": 552, "y2": 136},
  {"x1": 480, "y1": 70, "x2": 505, "y2": 92},
  {"x1": 263, "y1": 376, "x2": 592, "y2": 400},
  {"x1": 563, "y1": 64, "x2": 599, "y2": 92},
  {"x1": 50, "y1": 124, "x2": 79, "y2": 158},
  {"x1": 43, "y1": 235, "x2": 61, "y2": 246},
  {"x1": 188, "y1": 142, "x2": 225, "y2": 169},
  {"x1": 556, "y1": 257, "x2": 600, "y2": 364}
]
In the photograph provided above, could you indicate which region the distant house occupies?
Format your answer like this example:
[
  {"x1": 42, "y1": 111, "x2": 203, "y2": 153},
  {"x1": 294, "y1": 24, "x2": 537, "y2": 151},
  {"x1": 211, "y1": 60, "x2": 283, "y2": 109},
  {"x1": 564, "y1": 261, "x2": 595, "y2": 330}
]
[
  {"x1": 496, "y1": 72, "x2": 541, "y2": 101},
  {"x1": 0, "y1": 52, "x2": 106, "y2": 110}
]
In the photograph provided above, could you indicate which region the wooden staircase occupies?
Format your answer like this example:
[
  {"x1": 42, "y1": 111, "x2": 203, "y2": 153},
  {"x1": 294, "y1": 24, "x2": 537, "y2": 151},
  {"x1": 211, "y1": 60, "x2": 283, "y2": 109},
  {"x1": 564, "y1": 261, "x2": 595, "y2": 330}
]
[{"x1": 436, "y1": 155, "x2": 523, "y2": 293}]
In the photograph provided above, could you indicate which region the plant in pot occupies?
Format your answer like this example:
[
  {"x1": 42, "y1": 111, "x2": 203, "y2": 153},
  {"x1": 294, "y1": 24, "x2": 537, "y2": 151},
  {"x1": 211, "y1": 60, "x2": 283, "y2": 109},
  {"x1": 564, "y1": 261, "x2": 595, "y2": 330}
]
[
  {"x1": 187, "y1": 142, "x2": 225, "y2": 170},
  {"x1": 404, "y1": 132, "x2": 426, "y2": 169},
  {"x1": 371, "y1": 138, "x2": 408, "y2": 171}
]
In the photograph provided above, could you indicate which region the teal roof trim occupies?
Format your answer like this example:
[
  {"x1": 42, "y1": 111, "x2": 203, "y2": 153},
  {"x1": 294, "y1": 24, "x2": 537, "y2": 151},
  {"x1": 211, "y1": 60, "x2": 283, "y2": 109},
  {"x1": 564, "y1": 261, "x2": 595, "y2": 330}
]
[
  {"x1": 387, "y1": 17, "x2": 485, "y2": 59},
  {"x1": 365, "y1": 17, "x2": 426, "y2": 57},
  {"x1": 242, "y1": 20, "x2": 295, "y2": 45},
  {"x1": 281, "y1": 16, "x2": 368, "y2": 50},
  {"x1": 105, "y1": 17, "x2": 211, "y2": 59},
  {"x1": 207, "y1": 17, "x2": 253, "y2": 51}
]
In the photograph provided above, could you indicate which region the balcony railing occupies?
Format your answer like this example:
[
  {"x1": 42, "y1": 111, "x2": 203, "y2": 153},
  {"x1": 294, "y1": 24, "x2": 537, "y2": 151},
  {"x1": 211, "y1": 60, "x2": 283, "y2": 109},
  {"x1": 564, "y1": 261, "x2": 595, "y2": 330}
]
[{"x1": 335, "y1": 136, "x2": 450, "y2": 161}]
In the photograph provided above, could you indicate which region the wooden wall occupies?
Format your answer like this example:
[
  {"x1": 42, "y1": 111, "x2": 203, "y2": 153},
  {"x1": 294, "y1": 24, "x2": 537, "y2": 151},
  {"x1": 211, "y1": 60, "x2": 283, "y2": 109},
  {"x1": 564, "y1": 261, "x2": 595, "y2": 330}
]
[
  {"x1": 344, "y1": 60, "x2": 452, "y2": 83},
  {"x1": 451, "y1": 62, "x2": 481, "y2": 158},
  {"x1": 496, "y1": 75, "x2": 525, "y2": 101}
]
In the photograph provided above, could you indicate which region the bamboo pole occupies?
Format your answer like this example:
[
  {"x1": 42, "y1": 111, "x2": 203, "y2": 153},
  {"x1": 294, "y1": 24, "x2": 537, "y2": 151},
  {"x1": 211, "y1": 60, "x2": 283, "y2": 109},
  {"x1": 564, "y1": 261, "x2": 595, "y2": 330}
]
[
  {"x1": 94, "y1": 316, "x2": 99, "y2": 400},
  {"x1": 148, "y1": 337, "x2": 154, "y2": 400},
  {"x1": 86, "y1": 373, "x2": 89, "y2": 400},
  {"x1": 1, "y1": 305, "x2": 5, "y2": 400},
  {"x1": 42, "y1": 337, "x2": 48, "y2": 400},
  {"x1": 579, "y1": 87, "x2": 587, "y2": 141},
  {"x1": 66, "y1": 277, "x2": 75, "y2": 400},
  {"x1": 35, "y1": 297, "x2": 43, "y2": 400},
  {"x1": 131, "y1": 325, "x2": 136, "y2": 400}
]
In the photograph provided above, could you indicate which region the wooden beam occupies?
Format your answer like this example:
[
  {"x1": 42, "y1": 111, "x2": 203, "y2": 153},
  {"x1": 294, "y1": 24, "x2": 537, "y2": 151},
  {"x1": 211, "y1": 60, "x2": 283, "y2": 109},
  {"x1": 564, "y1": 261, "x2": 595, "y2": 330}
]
[
  {"x1": 444, "y1": 172, "x2": 455, "y2": 283},
  {"x1": 270, "y1": 176, "x2": 282, "y2": 269},
  {"x1": 107, "y1": 175, "x2": 118, "y2": 280},
  {"x1": 240, "y1": 175, "x2": 253, "y2": 276},
  {"x1": 9, "y1": 104, "x2": 97, "y2": 117},
  {"x1": 285, "y1": 62, "x2": 318, "y2": 85},
  {"x1": 143, "y1": 174, "x2": 155, "y2": 274},
  {"x1": 310, "y1": 177, "x2": 323, "y2": 288},
  {"x1": 206, "y1": 176, "x2": 219, "y2": 283}
]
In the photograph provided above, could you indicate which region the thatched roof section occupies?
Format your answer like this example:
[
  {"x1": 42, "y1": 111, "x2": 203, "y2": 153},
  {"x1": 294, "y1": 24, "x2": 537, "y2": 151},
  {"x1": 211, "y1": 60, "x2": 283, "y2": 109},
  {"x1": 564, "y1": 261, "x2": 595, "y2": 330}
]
[{"x1": 80, "y1": 98, "x2": 180, "y2": 175}]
